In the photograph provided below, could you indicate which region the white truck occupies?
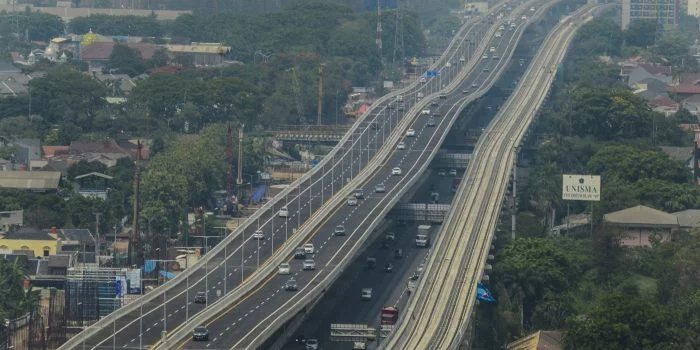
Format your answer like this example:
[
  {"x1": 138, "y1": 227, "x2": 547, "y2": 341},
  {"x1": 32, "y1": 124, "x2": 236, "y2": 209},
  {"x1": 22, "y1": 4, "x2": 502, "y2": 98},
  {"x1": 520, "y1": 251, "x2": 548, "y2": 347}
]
[{"x1": 415, "y1": 225, "x2": 431, "y2": 247}]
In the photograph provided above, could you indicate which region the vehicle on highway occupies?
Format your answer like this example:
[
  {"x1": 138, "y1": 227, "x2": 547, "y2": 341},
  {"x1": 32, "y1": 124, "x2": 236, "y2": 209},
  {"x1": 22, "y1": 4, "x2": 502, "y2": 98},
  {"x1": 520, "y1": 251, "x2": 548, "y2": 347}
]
[
  {"x1": 459, "y1": 56, "x2": 466, "y2": 63},
  {"x1": 417, "y1": 92, "x2": 424, "y2": 99},
  {"x1": 439, "y1": 94, "x2": 447, "y2": 99},
  {"x1": 492, "y1": 55, "x2": 499, "y2": 60},
  {"x1": 422, "y1": 108, "x2": 432, "y2": 114},
  {"x1": 427, "y1": 118, "x2": 436, "y2": 127},
  {"x1": 530, "y1": 6, "x2": 535, "y2": 11},
  {"x1": 278, "y1": 206, "x2": 288, "y2": 218},
  {"x1": 522, "y1": 15, "x2": 527, "y2": 20},
  {"x1": 420, "y1": 76, "x2": 427, "y2": 83},
  {"x1": 495, "y1": 31, "x2": 502, "y2": 38},
  {"x1": 386, "y1": 232, "x2": 395, "y2": 241},
  {"x1": 472, "y1": 83, "x2": 478, "y2": 88},
  {"x1": 354, "y1": 341, "x2": 367, "y2": 349},
  {"x1": 278, "y1": 263, "x2": 291, "y2": 275},
  {"x1": 192, "y1": 326, "x2": 209, "y2": 341},
  {"x1": 334, "y1": 225, "x2": 346, "y2": 236},
  {"x1": 398, "y1": 102, "x2": 406, "y2": 110},
  {"x1": 285, "y1": 278, "x2": 298, "y2": 291},
  {"x1": 482, "y1": 54, "x2": 488, "y2": 59},
  {"x1": 253, "y1": 229, "x2": 265, "y2": 240},
  {"x1": 437, "y1": 169, "x2": 446, "y2": 176},
  {"x1": 510, "y1": 22, "x2": 516, "y2": 30},
  {"x1": 394, "y1": 249, "x2": 403, "y2": 259},
  {"x1": 361, "y1": 288, "x2": 373, "y2": 300},
  {"x1": 433, "y1": 113, "x2": 441, "y2": 118},
  {"x1": 416, "y1": 225, "x2": 432, "y2": 247},
  {"x1": 430, "y1": 100, "x2": 438, "y2": 106},
  {"x1": 462, "y1": 89, "x2": 470, "y2": 94},
  {"x1": 452, "y1": 184, "x2": 458, "y2": 193},
  {"x1": 397, "y1": 94, "x2": 403, "y2": 102},
  {"x1": 449, "y1": 169, "x2": 458, "y2": 176},
  {"x1": 305, "y1": 339, "x2": 319, "y2": 350},
  {"x1": 353, "y1": 188, "x2": 364, "y2": 199},
  {"x1": 381, "y1": 306, "x2": 399, "y2": 325},
  {"x1": 445, "y1": 62, "x2": 451, "y2": 68},
  {"x1": 194, "y1": 291, "x2": 206, "y2": 304},
  {"x1": 484, "y1": 67, "x2": 490, "y2": 72},
  {"x1": 499, "y1": 25, "x2": 505, "y2": 30},
  {"x1": 303, "y1": 259, "x2": 316, "y2": 270},
  {"x1": 388, "y1": 103, "x2": 395, "y2": 109},
  {"x1": 375, "y1": 183, "x2": 386, "y2": 193},
  {"x1": 489, "y1": 46, "x2": 496, "y2": 52},
  {"x1": 405, "y1": 128, "x2": 416, "y2": 137},
  {"x1": 294, "y1": 247, "x2": 307, "y2": 259},
  {"x1": 397, "y1": 141, "x2": 405, "y2": 150},
  {"x1": 392, "y1": 167, "x2": 402, "y2": 176},
  {"x1": 303, "y1": 243, "x2": 315, "y2": 254},
  {"x1": 384, "y1": 263, "x2": 393, "y2": 272},
  {"x1": 366, "y1": 256, "x2": 376, "y2": 269},
  {"x1": 347, "y1": 196, "x2": 358, "y2": 206}
]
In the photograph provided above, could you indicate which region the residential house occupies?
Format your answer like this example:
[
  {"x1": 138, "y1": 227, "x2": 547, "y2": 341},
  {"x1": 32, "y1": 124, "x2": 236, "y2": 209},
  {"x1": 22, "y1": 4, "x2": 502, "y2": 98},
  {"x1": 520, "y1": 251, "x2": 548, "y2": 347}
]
[
  {"x1": 0, "y1": 70, "x2": 45, "y2": 97},
  {"x1": 55, "y1": 228, "x2": 96, "y2": 254},
  {"x1": 1, "y1": 251, "x2": 78, "y2": 288},
  {"x1": 632, "y1": 77, "x2": 671, "y2": 102},
  {"x1": 672, "y1": 209, "x2": 700, "y2": 229},
  {"x1": 68, "y1": 139, "x2": 132, "y2": 167},
  {"x1": 80, "y1": 42, "x2": 157, "y2": 69},
  {"x1": 42, "y1": 146, "x2": 70, "y2": 159},
  {"x1": 163, "y1": 43, "x2": 231, "y2": 66},
  {"x1": 0, "y1": 171, "x2": 61, "y2": 192},
  {"x1": 73, "y1": 172, "x2": 112, "y2": 199},
  {"x1": 669, "y1": 72, "x2": 700, "y2": 102},
  {"x1": 660, "y1": 146, "x2": 694, "y2": 171},
  {"x1": 649, "y1": 95, "x2": 680, "y2": 117},
  {"x1": 0, "y1": 210, "x2": 23, "y2": 234},
  {"x1": 507, "y1": 330, "x2": 564, "y2": 350},
  {"x1": 0, "y1": 227, "x2": 59, "y2": 257},
  {"x1": 626, "y1": 63, "x2": 672, "y2": 87},
  {"x1": 681, "y1": 94, "x2": 700, "y2": 116},
  {"x1": 91, "y1": 70, "x2": 138, "y2": 95},
  {"x1": 603, "y1": 205, "x2": 679, "y2": 247}
]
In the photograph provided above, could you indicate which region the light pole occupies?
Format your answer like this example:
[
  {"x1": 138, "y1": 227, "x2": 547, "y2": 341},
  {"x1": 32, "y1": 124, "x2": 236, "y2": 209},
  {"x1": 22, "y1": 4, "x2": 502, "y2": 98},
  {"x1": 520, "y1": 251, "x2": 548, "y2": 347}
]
[{"x1": 191, "y1": 235, "x2": 219, "y2": 306}]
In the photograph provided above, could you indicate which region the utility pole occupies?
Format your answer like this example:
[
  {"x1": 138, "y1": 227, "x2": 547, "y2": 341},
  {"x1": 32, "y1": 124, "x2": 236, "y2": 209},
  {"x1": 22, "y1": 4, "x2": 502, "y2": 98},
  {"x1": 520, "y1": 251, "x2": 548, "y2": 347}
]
[
  {"x1": 317, "y1": 64, "x2": 325, "y2": 126},
  {"x1": 95, "y1": 212, "x2": 101, "y2": 260},
  {"x1": 236, "y1": 125, "x2": 244, "y2": 186},
  {"x1": 226, "y1": 125, "x2": 235, "y2": 196},
  {"x1": 129, "y1": 141, "x2": 143, "y2": 267}
]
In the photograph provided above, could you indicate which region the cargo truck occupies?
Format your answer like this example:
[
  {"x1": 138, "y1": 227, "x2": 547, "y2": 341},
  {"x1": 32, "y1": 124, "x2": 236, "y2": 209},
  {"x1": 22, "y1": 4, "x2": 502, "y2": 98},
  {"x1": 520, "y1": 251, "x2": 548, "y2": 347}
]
[{"x1": 416, "y1": 225, "x2": 431, "y2": 247}]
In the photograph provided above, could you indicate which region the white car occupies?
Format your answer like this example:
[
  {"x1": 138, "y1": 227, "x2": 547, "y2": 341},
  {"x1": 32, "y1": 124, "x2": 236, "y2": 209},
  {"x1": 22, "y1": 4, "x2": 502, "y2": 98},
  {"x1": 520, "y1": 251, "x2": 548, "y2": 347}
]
[
  {"x1": 405, "y1": 128, "x2": 416, "y2": 137},
  {"x1": 495, "y1": 32, "x2": 502, "y2": 38},
  {"x1": 397, "y1": 141, "x2": 406, "y2": 150},
  {"x1": 253, "y1": 230, "x2": 265, "y2": 240},
  {"x1": 303, "y1": 243, "x2": 315, "y2": 254},
  {"x1": 303, "y1": 259, "x2": 316, "y2": 270},
  {"x1": 449, "y1": 169, "x2": 458, "y2": 176},
  {"x1": 522, "y1": 15, "x2": 527, "y2": 20},
  {"x1": 489, "y1": 46, "x2": 496, "y2": 52},
  {"x1": 347, "y1": 196, "x2": 358, "y2": 206},
  {"x1": 421, "y1": 109, "x2": 430, "y2": 115},
  {"x1": 278, "y1": 206, "x2": 288, "y2": 218},
  {"x1": 482, "y1": 54, "x2": 489, "y2": 59},
  {"x1": 278, "y1": 263, "x2": 291, "y2": 275},
  {"x1": 392, "y1": 167, "x2": 402, "y2": 176}
]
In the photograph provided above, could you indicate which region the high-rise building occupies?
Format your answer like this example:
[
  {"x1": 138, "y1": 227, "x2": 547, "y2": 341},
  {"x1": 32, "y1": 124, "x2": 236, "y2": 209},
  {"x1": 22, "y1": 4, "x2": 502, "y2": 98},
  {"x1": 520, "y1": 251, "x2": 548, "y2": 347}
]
[
  {"x1": 621, "y1": 0, "x2": 679, "y2": 30},
  {"x1": 688, "y1": 0, "x2": 700, "y2": 17}
]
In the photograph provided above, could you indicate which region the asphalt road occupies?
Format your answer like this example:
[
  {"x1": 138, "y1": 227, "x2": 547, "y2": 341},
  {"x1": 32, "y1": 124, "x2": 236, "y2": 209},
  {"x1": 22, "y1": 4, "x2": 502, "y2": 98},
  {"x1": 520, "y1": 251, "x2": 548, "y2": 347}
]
[
  {"x1": 175, "y1": 6, "x2": 530, "y2": 349},
  {"x1": 77, "y1": 7, "x2": 498, "y2": 350}
]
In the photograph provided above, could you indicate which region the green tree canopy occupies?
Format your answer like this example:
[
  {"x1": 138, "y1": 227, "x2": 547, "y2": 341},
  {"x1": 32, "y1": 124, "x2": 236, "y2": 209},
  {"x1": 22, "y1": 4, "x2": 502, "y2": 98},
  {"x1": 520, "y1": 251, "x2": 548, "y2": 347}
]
[
  {"x1": 587, "y1": 144, "x2": 691, "y2": 184},
  {"x1": 70, "y1": 14, "x2": 163, "y2": 37},
  {"x1": 624, "y1": 19, "x2": 657, "y2": 47},
  {"x1": 106, "y1": 44, "x2": 148, "y2": 77}
]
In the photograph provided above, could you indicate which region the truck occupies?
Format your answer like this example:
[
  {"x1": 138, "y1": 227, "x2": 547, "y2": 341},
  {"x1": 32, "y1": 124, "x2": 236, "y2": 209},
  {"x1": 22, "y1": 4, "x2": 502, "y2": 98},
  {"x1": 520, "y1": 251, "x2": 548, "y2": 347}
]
[
  {"x1": 380, "y1": 306, "x2": 399, "y2": 325},
  {"x1": 416, "y1": 225, "x2": 431, "y2": 247}
]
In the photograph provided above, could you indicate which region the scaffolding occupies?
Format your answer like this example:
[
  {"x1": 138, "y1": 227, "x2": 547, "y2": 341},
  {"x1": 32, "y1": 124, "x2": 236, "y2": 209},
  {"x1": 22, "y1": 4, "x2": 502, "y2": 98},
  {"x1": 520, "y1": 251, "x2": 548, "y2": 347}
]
[{"x1": 65, "y1": 267, "x2": 131, "y2": 329}]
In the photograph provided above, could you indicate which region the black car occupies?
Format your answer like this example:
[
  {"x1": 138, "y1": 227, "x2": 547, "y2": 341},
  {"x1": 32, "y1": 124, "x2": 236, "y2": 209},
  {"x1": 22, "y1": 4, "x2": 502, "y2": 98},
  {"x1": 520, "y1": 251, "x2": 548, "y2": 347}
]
[
  {"x1": 394, "y1": 249, "x2": 403, "y2": 259},
  {"x1": 285, "y1": 278, "x2": 298, "y2": 291},
  {"x1": 193, "y1": 291, "x2": 206, "y2": 304},
  {"x1": 192, "y1": 326, "x2": 209, "y2": 341},
  {"x1": 353, "y1": 188, "x2": 365, "y2": 199},
  {"x1": 366, "y1": 256, "x2": 377, "y2": 269},
  {"x1": 385, "y1": 263, "x2": 393, "y2": 272},
  {"x1": 427, "y1": 118, "x2": 436, "y2": 127},
  {"x1": 294, "y1": 247, "x2": 307, "y2": 259}
]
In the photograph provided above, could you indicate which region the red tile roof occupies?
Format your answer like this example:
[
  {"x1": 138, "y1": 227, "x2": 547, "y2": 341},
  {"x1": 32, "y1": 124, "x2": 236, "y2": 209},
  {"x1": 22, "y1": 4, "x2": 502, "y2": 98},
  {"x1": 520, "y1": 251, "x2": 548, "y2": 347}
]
[
  {"x1": 42, "y1": 146, "x2": 69, "y2": 159},
  {"x1": 679, "y1": 73, "x2": 700, "y2": 85},
  {"x1": 650, "y1": 95, "x2": 679, "y2": 108},
  {"x1": 669, "y1": 84, "x2": 700, "y2": 94},
  {"x1": 80, "y1": 42, "x2": 157, "y2": 61}
]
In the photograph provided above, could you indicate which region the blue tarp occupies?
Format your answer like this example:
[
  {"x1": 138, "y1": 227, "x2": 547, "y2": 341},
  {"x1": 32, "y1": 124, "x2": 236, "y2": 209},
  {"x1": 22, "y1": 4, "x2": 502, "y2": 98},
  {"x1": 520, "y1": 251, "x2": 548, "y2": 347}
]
[
  {"x1": 477, "y1": 283, "x2": 497, "y2": 303},
  {"x1": 249, "y1": 185, "x2": 268, "y2": 204},
  {"x1": 143, "y1": 260, "x2": 156, "y2": 273},
  {"x1": 159, "y1": 270, "x2": 176, "y2": 279}
]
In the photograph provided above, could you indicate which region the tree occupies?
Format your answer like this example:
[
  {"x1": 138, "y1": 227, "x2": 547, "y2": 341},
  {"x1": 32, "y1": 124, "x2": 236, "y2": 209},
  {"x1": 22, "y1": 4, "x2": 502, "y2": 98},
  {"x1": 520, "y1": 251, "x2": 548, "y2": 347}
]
[
  {"x1": 0, "y1": 260, "x2": 40, "y2": 322},
  {"x1": 624, "y1": 19, "x2": 657, "y2": 47},
  {"x1": 28, "y1": 66, "x2": 106, "y2": 128},
  {"x1": 149, "y1": 48, "x2": 170, "y2": 68},
  {"x1": 106, "y1": 44, "x2": 148, "y2": 77},
  {"x1": 587, "y1": 144, "x2": 691, "y2": 184},
  {"x1": 567, "y1": 292, "x2": 681, "y2": 349}
]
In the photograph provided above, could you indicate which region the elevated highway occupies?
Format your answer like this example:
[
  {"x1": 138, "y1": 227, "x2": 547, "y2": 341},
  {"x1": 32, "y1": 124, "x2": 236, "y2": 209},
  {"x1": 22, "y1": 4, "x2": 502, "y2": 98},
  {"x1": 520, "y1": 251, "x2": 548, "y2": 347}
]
[
  {"x1": 381, "y1": 3, "x2": 602, "y2": 349},
  {"x1": 159, "y1": 0, "x2": 557, "y2": 349},
  {"x1": 60, "y1": 2, "x2": 510, "y2": 349}
]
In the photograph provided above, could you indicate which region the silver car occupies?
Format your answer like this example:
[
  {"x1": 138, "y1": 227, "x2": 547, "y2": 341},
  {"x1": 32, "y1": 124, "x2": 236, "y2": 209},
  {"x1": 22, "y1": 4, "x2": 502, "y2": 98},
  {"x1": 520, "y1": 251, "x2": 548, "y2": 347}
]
[
  {"x1": 334, "y1": 225, "x2": 346, "y2": 236},
  {"x1": 303, "y1": 259, "x2": 316, "y2": 270}
]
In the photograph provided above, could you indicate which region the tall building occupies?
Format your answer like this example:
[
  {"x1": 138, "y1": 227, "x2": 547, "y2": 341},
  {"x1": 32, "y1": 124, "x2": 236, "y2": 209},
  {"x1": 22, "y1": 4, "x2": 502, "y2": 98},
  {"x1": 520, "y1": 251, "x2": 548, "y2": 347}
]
[
  {"x1": 689, "y1": 0, "x2": 700, "y2": 17},
  {"x1": 621, "y1": 0, "x2": 679, "y2": 30}
]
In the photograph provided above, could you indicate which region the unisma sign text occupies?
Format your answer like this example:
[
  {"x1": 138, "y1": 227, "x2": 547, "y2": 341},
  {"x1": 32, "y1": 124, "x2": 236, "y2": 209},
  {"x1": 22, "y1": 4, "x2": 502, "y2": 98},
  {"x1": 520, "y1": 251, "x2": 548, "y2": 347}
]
[{"x1": 562, "y1": 175, "x2": 601, "y2": 201}]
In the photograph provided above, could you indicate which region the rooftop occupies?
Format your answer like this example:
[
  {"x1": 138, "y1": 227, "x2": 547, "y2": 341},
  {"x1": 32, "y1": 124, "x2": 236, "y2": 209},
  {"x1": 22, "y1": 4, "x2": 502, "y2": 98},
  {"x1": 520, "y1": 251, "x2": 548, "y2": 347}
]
[
  {"x1": 81, "y1": 42, "x2": 157, "y2": 61},
  {"x1": 164, "y1": 43, "x2": 231, "y2": 55},
  {"x1": 74, "y1": 172, "x2": 113, "y2": 181},
  {"x1": 0, "y1": 170, "x2": 61, "y2": 191},
  {"x1": 659, "y1": 146, "x2": 693, "y2": 162},
  {"x1": 1, "y1": 227, "x2": 56, "y2": 241},
  {"x1": 673, "y1": 209, "x2": 700, "y2": 228},
  {"x1": 507, "y1": 330, "x2": 564, "y2": 350},
  {"x1": 603, "y1": 205, "x2": 679, "y2": 228}
]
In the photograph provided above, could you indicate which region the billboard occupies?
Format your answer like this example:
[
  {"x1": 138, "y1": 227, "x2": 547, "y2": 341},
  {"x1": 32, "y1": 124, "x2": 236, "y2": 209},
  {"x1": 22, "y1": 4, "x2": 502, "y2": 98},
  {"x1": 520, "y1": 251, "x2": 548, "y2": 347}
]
[{"x1": 562, "y1": 174, "x2": 600, "y2": 201}]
